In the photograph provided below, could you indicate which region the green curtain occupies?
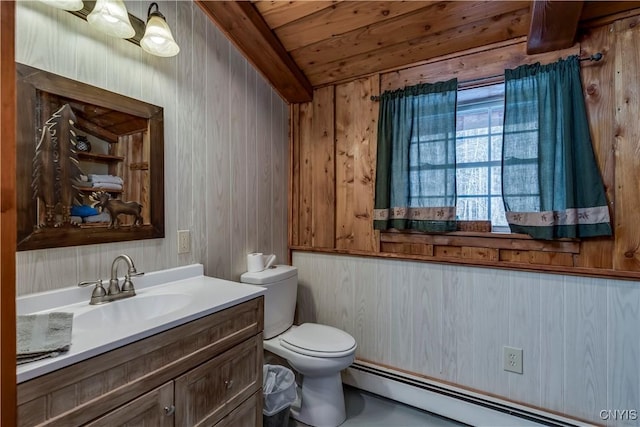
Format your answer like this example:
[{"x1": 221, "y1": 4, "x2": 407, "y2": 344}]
[
  {"x1": 374, "y1": 79, "x2": 458, "y2": 232},
  {"x1": 502, "y1": 56, "x2": 612, "y2": 239}
]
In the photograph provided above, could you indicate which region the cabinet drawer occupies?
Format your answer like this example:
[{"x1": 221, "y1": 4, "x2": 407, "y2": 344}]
[
  {"x1": 85, "y1": 382, "x2": 174, "y2": 427},
  {"x1": 175, "y1": 334, "x2": 262, "y2": 427}
]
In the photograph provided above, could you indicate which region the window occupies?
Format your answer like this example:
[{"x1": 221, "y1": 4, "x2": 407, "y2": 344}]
[
  {"x1": 376, "y1": 58, "x2": 610, "y2": 239},
  {"x1": 455, "y1": 83, "x2": 508, "y2": 231}
]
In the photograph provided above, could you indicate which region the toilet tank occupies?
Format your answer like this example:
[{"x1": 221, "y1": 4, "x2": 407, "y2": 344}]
[{"x1": 240, "y1": 265, "x2": 297, "y2": 339}]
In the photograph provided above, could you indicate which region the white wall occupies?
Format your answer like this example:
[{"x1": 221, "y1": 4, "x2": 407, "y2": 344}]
[
  {"x1": 293, "y1": 251, "x2": 640, "y2": 426},
  {"x1": 15, "y1": 1, "x2": 288, "y2": 295}
]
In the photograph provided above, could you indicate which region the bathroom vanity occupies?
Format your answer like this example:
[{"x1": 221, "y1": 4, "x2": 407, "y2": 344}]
[{"x1": 16, "y1": 265, "x2": 265, "y2": 426}]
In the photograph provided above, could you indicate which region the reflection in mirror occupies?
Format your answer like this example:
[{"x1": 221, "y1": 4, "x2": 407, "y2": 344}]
[{"x1": 17, "y1": 63, "x2": 164, "y2": 250}]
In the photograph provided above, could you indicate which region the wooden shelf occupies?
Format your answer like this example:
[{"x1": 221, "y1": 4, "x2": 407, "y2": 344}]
[
  {"x1": 77, "y1": 152, "x2": 124, "y2": 163},
  {"x1": 76, "y1": 186, "x2": 122, "y2": 194}
]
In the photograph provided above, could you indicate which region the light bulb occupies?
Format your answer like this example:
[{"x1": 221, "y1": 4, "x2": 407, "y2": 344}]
[
  {"x1": 87, "y1": 0, "x2": 135, "y2": 39},
  {"x1": 140, "y1": 9, "x2": 179, "y2": 57}
]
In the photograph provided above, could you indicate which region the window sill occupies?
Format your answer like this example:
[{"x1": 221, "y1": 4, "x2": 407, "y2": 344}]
[{"x1": 380, "y1": 229, "x2": 580, "y2": 254}]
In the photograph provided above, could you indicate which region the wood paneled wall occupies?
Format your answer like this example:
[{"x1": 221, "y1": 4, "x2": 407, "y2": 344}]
[
  {"x1": 335, "y1": 76, "x2": 380, "y2": 252},
  {"x1": 291, "y1": 77, "x2": 380, "y2": 252},
  {"x1": 14, "y1": 1, "x2": 288, "y2": 295},
  {"x1": 613, "y1": 17, "x2": 640, "y2": 272},
  {"x1": 290, "y1": 13, "x2": 640, "y2": 280}
]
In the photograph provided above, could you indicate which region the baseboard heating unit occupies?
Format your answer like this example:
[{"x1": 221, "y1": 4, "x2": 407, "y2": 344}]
[{"x1": 342, "y1": 361, "x2": 597, "y2": 427}]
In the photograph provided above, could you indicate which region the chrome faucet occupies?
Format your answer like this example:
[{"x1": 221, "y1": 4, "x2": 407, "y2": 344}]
[
  {"x1": 78, "y1": 254, "x2": 144, "y2": 305},
  {"x1": 109, "y1": 254, "x2": 144, "y2": 296}
]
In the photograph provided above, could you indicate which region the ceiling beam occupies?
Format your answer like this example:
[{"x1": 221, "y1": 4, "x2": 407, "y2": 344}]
[
  {"x1": 527, "y1": 0, "x2": 584, "y2": 54},
  {"x1": 197, "y1": 1, "x2": 313, "y2": 104}
]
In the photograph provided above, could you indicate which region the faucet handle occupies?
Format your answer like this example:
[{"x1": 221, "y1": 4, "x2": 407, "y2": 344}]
[
  {"x1": 78, "y1": 279, "x2": 103, "y2": 288},
  {"x1": 121, "y1": 270, "x2": 143, "y2": 294},
  {"x1": 121, "y1": 275, "x2": 137, "y2": 294},
  {"x1": 78, "y1": 279, "x2": 108, "y2": 305}
]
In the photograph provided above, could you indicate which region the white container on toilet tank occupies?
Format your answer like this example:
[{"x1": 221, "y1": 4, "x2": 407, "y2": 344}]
[
  {"x1": 246, "y1": 252, "x2": 277, "y2": 273},
  {"x1": 240, "y1": 265, "x2": 297, "y2": 339}
]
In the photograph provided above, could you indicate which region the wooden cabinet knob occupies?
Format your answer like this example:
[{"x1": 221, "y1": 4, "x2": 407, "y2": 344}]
[
  {"x1": 163, "y1": 405, "x2": 175, "y2": 416},
  {"x1": 224, "y1": 379, "x2": 234, "y2": 389}
]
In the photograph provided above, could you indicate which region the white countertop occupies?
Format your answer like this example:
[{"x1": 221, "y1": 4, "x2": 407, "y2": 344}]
[{"x1": 17, "y1": 264, "x2": 266, "y2": 383}]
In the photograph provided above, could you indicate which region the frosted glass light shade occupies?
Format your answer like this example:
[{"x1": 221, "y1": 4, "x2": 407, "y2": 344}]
[
  {"x1": 140, "y1": 14, "x2": 180, "y2": 57},
  {"x1": 38, "y1": 0, "x2": 84, "y2": 11},
  {"x1": 87, "y1": 0, "x2": 135, "y2": 39}
]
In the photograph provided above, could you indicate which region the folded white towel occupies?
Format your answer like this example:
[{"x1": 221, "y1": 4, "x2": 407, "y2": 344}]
[
  {"x1": 17, "y1": 312, "x2": 73, "y2": 364},
  {"x1": 88, "y1": 174, "x2": 123, "y2": 185},
  {"x1": 84, "y1": 212, "x2": 111, "y2": 223},
  {"x1": 91, "y1": 182, "x2": 123, "y2": 191}
]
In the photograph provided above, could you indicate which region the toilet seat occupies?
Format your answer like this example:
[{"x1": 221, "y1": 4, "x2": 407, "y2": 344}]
[{"x1": 280, "y1": 323, "x2": 356, "y2": 358}]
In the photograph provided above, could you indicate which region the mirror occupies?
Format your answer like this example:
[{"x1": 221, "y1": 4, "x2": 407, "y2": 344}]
[{"x1": 17, "y1": 63, "x2": 164, "y2": 251}]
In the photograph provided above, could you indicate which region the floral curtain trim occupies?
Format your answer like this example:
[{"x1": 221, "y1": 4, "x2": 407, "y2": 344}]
[
  {"x1": 374, "y1": 207, "x2": 456, "y2": 222},
  {"x1": 505, "y1": 205, "x2": 610, "y2": 227}
]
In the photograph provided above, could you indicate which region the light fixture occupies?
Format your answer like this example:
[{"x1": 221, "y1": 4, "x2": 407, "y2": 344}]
[
  {"x1": 87, "y1": 0, "x2": 135, "y2": 39},
  {"x1": 140, "y1": 2, "x2": 180, "y2": 57},
  {"x1": 38, "y1": 0, "x2": 84, "y2": 11}
]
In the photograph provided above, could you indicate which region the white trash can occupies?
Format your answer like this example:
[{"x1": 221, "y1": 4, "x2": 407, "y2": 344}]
[{"x1": 263, "y1": 364, "x2": 296, "y2": 427}]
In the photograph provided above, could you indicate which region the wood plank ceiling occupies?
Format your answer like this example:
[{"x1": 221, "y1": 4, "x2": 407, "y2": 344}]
[{"x1": 198, "y1": 1, "x2": 640, "y2": 103}]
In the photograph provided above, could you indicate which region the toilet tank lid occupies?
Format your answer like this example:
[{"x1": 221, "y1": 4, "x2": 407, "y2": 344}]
[{"x1": 240, "y1": 265, "x2": 297, "y2": 284}]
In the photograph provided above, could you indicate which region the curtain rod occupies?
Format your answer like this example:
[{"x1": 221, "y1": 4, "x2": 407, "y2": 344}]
[
  {"x1": 370, "y1": 52, "x2": 604, "y2": 101},
  {"x1": 580, "y1": 52, "x2": 603, "y2": 62}
]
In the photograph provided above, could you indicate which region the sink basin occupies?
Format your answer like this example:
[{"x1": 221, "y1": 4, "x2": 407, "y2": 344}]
[{"x1": 74, "y1": 293, "x2": 193, "y2": 331}]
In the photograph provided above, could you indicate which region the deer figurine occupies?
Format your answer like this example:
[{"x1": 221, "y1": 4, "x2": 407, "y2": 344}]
[{"x1": 90, "y1": 191, "x2": 143, "y2": 229}]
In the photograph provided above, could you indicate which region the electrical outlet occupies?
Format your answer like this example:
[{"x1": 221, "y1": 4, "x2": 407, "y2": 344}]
[
  {"x1": 503, "y1": 346, "x2": 523, "y2": 374},
  {"x1": 177, "y1": 230, "x2": 190, "y2": 254}
]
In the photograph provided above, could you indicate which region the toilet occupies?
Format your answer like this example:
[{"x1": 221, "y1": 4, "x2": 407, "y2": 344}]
[{"x1": 240, "y1": 265, "x2": 356, "y2": 427}]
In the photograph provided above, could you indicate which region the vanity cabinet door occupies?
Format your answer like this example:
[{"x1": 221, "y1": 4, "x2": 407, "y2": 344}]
[
  {"x1": 174, "y1": 334, "x2": 262, "y2": 427},
  {"x1": 85, "y1": 381, "x2": 174, "y2": 427}
]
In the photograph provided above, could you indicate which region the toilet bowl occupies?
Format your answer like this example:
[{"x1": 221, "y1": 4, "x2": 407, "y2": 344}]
[
  {"x1": 240, "y1": 266, "x2": 357, "y2": 427},
  {"x1": 265, "y1": 323, "x2": 356, "y2": 427}
]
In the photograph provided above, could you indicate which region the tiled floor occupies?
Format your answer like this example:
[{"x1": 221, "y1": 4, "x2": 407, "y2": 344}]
[{"x1": 288, "y1": 385, "x2": 468, "y2": 427}]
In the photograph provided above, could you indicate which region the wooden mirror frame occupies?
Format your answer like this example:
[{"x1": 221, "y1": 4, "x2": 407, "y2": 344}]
[{"x1": 16, "y1": 63, "x2": 164, "y2": 251}]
